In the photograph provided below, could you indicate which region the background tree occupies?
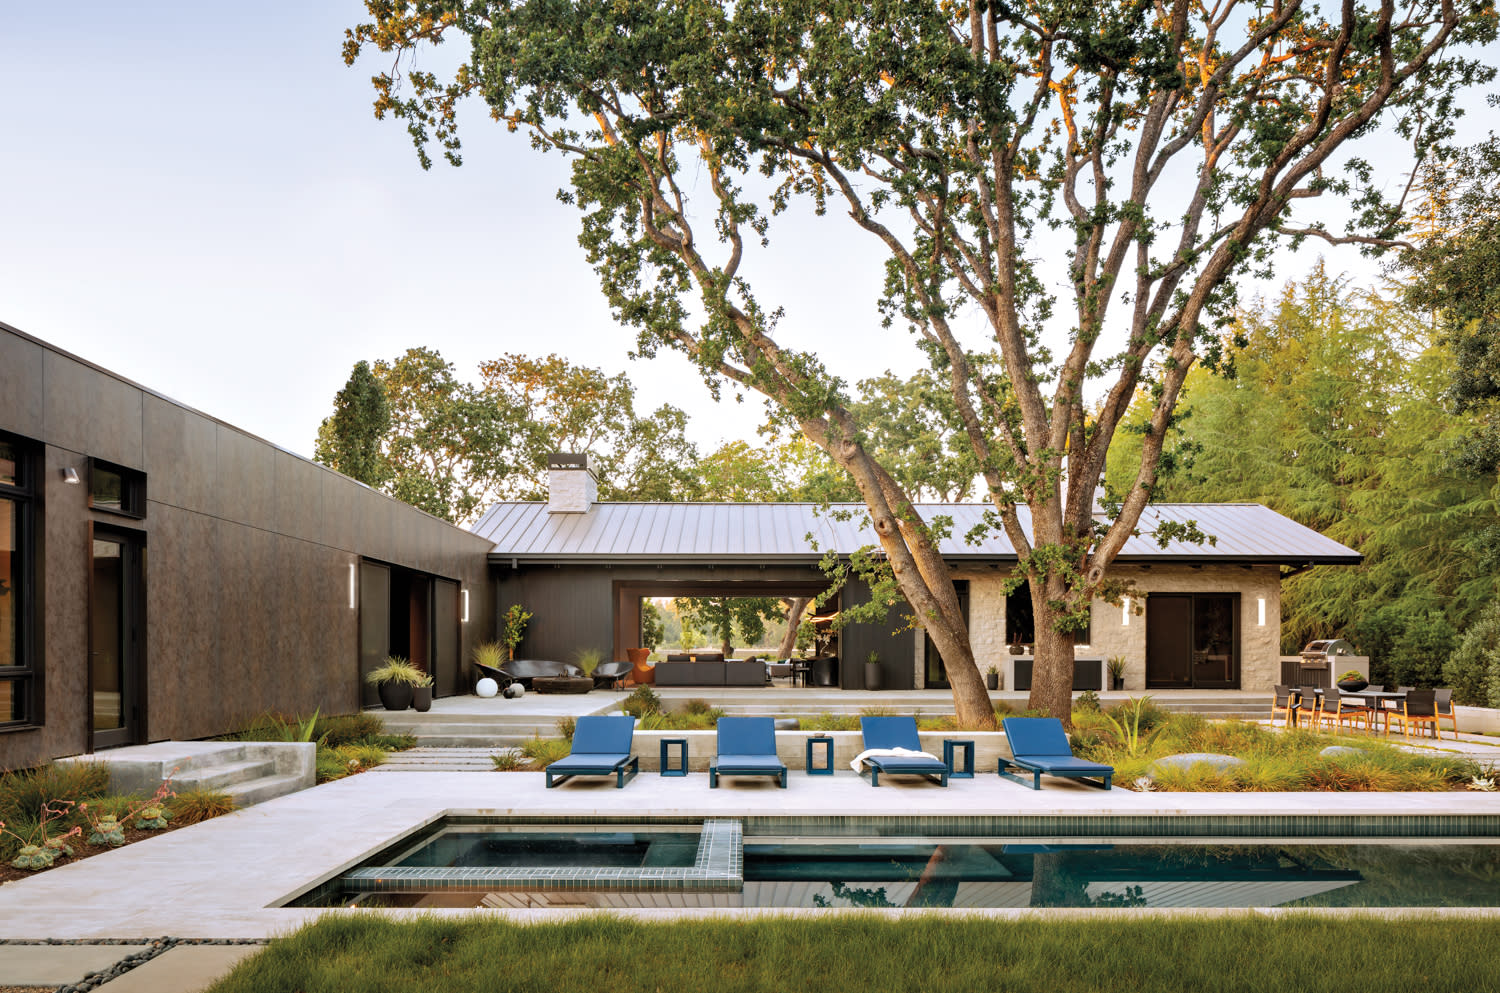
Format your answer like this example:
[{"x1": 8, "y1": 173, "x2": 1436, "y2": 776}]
[
  {"x1": 348, "y1": 0, "x2": 1495, "y2": 724},
  {"x1": 672, "y1": 596, "x2": 787, "y2": 656},
  {"x1": 1108, "y1": 268, "x2": 1500, "y2": 684},
  {"x1": 314, "y1": 360, "x2": 392, "y2": 487}
]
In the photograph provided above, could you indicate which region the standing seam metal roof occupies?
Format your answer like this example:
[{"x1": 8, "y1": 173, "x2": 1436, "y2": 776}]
[{"x1": 470, "y1": 502, "x2": 1361, "y2": 564}]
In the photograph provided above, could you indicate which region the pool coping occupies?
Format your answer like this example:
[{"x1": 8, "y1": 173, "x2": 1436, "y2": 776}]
[{"x1": 2, "y1": 770, "x2": 1500, "y2": 939}]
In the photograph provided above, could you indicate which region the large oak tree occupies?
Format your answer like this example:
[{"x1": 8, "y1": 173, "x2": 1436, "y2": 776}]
[{"x1": 346, "y1": 0, "x2": 1495, "y2": 725}]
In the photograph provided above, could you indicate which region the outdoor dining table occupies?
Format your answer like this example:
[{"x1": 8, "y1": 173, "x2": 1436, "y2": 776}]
[{"x1": 1291, "y1": 687, "x2": 1407, "y2": 733}]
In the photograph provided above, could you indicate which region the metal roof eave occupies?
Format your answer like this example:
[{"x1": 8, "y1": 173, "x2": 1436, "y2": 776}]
[{"x1": 487, "y1": 551, "x2": 1363, "y2": 568}]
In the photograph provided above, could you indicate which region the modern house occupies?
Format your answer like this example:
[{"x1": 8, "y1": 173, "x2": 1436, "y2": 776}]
[
  {"x1": 476, "y1": 458, "x2": 1362, "y2": 693},
  {"x1": 0, "y1": 321, "x2": 493, "y2": 772},
  {"x1": 1, "y1": 319, "x2": 1360, "y2": 770}
]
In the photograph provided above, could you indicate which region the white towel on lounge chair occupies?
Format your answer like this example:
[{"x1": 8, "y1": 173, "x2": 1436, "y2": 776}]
[{"x1": 849, "y1": 747, "x2": 942, "y2": 773}]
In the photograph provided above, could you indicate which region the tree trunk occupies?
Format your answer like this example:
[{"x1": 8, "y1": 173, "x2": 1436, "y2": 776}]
[
  {"x1": 928, "y1": 622, "x2": 995, "y2": 729},
  {"x1": 1027, "y1": 585, "x2": 1077, "y2": 726},
  {"x1": 777, "y1": 597, "x2": 809, "y2": 658}
]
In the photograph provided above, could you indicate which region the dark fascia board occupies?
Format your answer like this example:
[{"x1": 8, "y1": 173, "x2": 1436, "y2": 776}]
[{"x1": 488, "y1": 552, "x2": 1363, "y2": 567}]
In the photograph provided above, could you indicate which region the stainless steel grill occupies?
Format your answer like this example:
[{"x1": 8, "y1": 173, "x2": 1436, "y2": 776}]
[{"x1": 1295, "y1": 639, "x2": 1355, "y2": 687}]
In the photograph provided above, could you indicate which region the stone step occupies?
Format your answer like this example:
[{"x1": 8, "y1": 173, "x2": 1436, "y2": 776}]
[
  {"x1": 174, "y1": 758, "x2": 279, "y2": 793},
  {"x1": 220, "y1": 772, "x2": 314, "y2": 807}
]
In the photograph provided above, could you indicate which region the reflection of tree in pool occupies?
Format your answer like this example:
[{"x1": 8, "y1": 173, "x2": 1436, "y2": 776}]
[
  {"x1": 810, "y1": 846, "x2": 963, "y2": 908},
  {"x1": 1029, "y1": 852, "x2": 1149, "y2": 908},
  {"x1": 1286, "y1": 845, "x2": 1500, "y2": 908},
  {"x1": 813, "y1": 881, "x2": 896, "y2": 908}
]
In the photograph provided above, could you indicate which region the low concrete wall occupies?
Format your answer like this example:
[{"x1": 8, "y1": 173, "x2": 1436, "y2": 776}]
[
  {"x1": 1456, "y1": 706, "x2": 1500, "y2": 737},
  {"x1": 628, "y1": 729, "x2": 1008, "y2": 774}
]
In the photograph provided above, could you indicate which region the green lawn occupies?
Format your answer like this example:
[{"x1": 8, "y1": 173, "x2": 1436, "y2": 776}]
[{"x1": 208, "y1": 915, "x2": 1499, "y2": 993}]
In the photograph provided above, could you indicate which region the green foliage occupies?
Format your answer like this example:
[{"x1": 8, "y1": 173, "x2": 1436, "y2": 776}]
[
  {"x1": 169, "y1": 790, "x2": 236, "y2": 825},
  {"x1": 800, "y1": 713, "x2": 860, "y2": 732},
  {"x1": 313, "y1": 713, "x2": 389, "y2": 749},
  {"x1": 313, "y1": 360, "x2": 391, "y2": 487},
  {"x1": 1445, "y1": 601, "x2": 1500, "y2": 706},
  {"x1": 620, "y1": 685, "x2": 662, "y2": 719},
  {"x1": 364, "y1": 657, "x2": 426, "y2": 687},
  {"x1": 682, "y1": 699, "x2": 713, "y2": 716},
  {"x1": 204, "y1": 914, "x2": 1500, "y2": 993},
  {"x1": 1071, "y1": 713, "x2": 1474, "y2": 792},
  {"x1": 1113, "y1": 269, "x2": 1500, "y2": 673},
  {"x1": 490, "y1": 750, "x2": 525, "y2": 772},
  {"x1": 638, "y1": 601, "x2": 665, "y2": 652},
  {"x1": 572, "y1": 648, "x2": 603, "y2": 676},
  {"x1": 519, "y1": 737, "x2": 570, "y2": 768},
  {"x1": 554, "y1": 717, "x2": 576, "y2": 741},
  {"x1": 0, "y1": 763, "x2": 109, "y2": 831},
  {"x1": 1074, "y1": 691, "x2": 1101, "y2": 713},
  {"x1": 500, "y1": 606, "x2": 531, "y2": 658},
  {"x1": 672, "y1": 596, "x2": 785, "y2": 656},
  {"x1": 472, "y1": 641, "x2": 506, "y2": 670}
]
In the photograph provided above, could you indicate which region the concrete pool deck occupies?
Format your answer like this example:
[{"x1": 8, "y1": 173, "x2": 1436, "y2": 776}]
[{"x1": 2, "y1": 766, "x2": 1500, "y2": 943}]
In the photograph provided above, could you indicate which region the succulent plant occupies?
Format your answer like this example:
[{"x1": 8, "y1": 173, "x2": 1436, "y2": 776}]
[
  {"x1": 11, "y1": 844, "x2": 57, "y2": 870},
  {"x1": 88, "y1": 815, "x2": 127, "y2": 847},
  {"x1": 136, "y1": 805, "x2": 170, "y2": 830}
]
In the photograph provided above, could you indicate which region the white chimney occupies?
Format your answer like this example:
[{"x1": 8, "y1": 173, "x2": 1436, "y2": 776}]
[{"x1": 547, "y1": 453, "x2": 597, "y2": 514}]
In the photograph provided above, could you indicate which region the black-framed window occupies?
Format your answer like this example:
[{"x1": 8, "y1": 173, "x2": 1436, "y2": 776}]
[
  {"x1": 0, "y1": 431, "x2": 39, "y2": 728},
  {"x1": 88, "y1": 458, "x2": 146, "y2": 519},
  {"x1": 1005, "y1": 581, "x2": 1092, "y2": 646}
]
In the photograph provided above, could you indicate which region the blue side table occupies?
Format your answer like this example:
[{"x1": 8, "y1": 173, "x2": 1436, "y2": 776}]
[
  {"x1": 805, "y1": 735, "x2": 834, "y2": 775},
  {"x1": 659, "y1": 738, "x2": 688, "y2": 777},
  {"x1": 943, "y1": 739, "x2": 975, "y2": 779}
]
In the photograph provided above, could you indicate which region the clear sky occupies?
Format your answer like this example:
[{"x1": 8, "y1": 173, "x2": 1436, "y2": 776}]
[{"x1": 2, "y1": 3, "x2": 1495, "y2": 461}]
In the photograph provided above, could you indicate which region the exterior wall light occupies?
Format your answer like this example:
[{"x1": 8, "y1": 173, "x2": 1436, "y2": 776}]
[
  {"x1": 61, "y1": 467, "x2": 80, "y2": 484},
  {"x1": 1122, "y1": 597, "x2": 1131, "y2": 626},
  {"x1": 1257, "y1": 597, "x2": 1266, "y2": 626},
  {"x1": 348, "y1": 563, "x2": 357, "y2": 610},
  {"x1": 462, "y1": 589, "x2": 470, "y2": 623}
]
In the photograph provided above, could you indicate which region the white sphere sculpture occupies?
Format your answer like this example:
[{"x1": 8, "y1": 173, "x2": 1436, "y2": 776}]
[{"x1": 475, "y1": 677, "x2": 499, "y2": 698}]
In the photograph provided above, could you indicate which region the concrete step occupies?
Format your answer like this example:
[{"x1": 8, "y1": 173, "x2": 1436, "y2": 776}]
[
  {"x1": 220, "y1": 772, "x2": 313, "y2": 807},
  {"x1": 374, "y1": 748, "x2": 506, "y2": 772},
  {"x1": 400, "y1": 733, "x2": 538, "y2": 748},
  {"x1": 174, "y1": 758, "x2": 278, "y2": 793}
]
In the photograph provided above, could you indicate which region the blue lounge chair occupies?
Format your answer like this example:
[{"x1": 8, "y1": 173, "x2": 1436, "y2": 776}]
[
  {"x1": 710, "y1": 716, "x2": 787, "y2": 788},
  {"x1": 998, "y1": 717, "x2": 1113, "y2": 790},
  {"x1": 857, "y1": 716, "x2": 948, "y2": 787},
  {"x1": 544, "y1": 715, "x2": 639, "y2": 788}
]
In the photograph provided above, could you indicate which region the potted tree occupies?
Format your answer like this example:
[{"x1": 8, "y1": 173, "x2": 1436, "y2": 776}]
[
  {"x1": 1108, "y1": 656, "x2": 1127, "y2": 691},
  {"x1": 501, "y1": 604, "x2": 533, "y2": 661},
  {"x1": 986, "y1": 665, "x2": 1000, "y2": 691},
  {"x1": 366, "y1": 656, "x2": 425, "y2": 711},
  {"x1": 864, "y1": 650, "x2": 883, "y2": 691}
]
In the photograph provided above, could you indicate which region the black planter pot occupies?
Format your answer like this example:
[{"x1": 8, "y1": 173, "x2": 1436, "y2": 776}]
[
  {"x1": 377, "y1": 682, "x2": 413, "y2": 711},
  {"x1": 986, "y1": 673, "x2": 999, "y2": 691},
  {"x1": 412, "y1": 684, "x2": 433, "y2": 712},
  {"x1": 1337, "y1": 677, "x2": 1368, "y2": 693},
  {"x1": 864, "y1": 662, "x2": 883, "y2": 691},
  {"x1": 1111, "y1": 676, "x2": 1125, "y2": 691}
]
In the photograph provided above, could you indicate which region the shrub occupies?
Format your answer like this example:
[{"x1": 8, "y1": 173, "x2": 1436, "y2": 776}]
[
  {"x1": 1385, "y1": 612, "x2": 1459, "y2": 687},
  {"x1": 0, "y1": 763, "x2": 109, "y2": 827},
  {"x1": 683, "y1": 698, "x2": 713, "y2": 715},
  {"x1": 520, "y1": 737, "x2": 571, "y2": 768},
  {"x1": 315, "y1": 751, "x2": 352, "y2": 783},
  {"x1": 801, "y1": 713, "x2": 859, "y2": 732},
  {"x1": 1074, "y1": 691, "x2": 1101, "y2": 713},
  {"x1": 169, "y1": 789, "x2": 237, "y2": 825},
  {"x1": 333, "y1": 744, "x2": 387, "y2": 774},
  {"x1": 621, "y1": 685, "x2": 662, "y2": 718},
  {"x1": 315, "y1": 713, "x2": 387, "y2": 748},
  {"x1": 490, "y1": 750, "x2": 525, "y2": 771},
  {"x1": 555, "y1": 716, "x2": 577, "y2": 741},
  {"x1": 1445, "y1": 602, "x2": 1500, "y2": 706}
]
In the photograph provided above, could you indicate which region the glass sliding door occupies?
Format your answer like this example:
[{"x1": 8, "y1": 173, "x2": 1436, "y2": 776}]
[{"x1": 91, "y1": 529, "x2": 145, "y2": 749}]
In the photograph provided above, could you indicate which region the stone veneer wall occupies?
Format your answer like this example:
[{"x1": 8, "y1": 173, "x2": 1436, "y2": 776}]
[{"x1": 947, "y1": 564, "x2": 1283, "y2": 691}]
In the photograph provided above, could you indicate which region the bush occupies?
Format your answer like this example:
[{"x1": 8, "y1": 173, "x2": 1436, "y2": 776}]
[
  {"x1": 490, "y1": 750, "x2": 525, "y2": 772},
  {"x1": 555, "y1": 717, "x2": 577, "y2": 741},
  {"x1": 683, "y1": 699, "x2": 713, "y2": 715},
  {"x1": 621, "y1": 685, "x2": 662, "y2": 718},
  {"x1": 1445, "y1": 602, "x2": 1500, "y2": 706},
  {"x1": 170, "y1": 789, "x2": 237, "y2": 825},
  {"x1": 1385, "y1": 612, "x2": 1459, "y2": 687},
  {"x1": 315, "y1": 713, "x2": 387, "y2": 748},
  {"x1": 333, "y1": 744, "x2": 387, "y2": 774},
  {"x1": 0, "y1": 763, "x2": 109, "y2": 826},
  {"x1": 520, "y1": 736, "x2": 571, "y2": 768}
]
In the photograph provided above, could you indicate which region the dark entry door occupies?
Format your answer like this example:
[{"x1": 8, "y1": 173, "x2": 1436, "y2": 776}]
[
  {"x1": 432, "y1": 578, "x2": 459, "y2": 697},
  {"x1": 90, "y1": 528, "x2": 145, "y2": 749},
  {"x1": 924, "y1": 581, "x2": 969, "y2": 689},
  {"x1": 1146, "y1": 594, "x2": 1194, "y2": 688},
  {"x1": 358, "y1": 561, "x2": 390, "y2": 709},
  {"x1": 1147, "y1": 593, "x2": 1240, "y2": 689}
]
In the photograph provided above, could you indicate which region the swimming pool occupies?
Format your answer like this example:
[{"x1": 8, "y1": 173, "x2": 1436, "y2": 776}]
[{"x1": 287, "y1": 815, "x2": 1500, "y2": 910}]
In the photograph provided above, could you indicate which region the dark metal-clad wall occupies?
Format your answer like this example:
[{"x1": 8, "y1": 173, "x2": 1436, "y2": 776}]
[
  {"x1": 0, "y1": 323, "x2": 494, "y2": 770},
  {"x1": 491, "y1": 563, "x2": 917, "y2": 690}
]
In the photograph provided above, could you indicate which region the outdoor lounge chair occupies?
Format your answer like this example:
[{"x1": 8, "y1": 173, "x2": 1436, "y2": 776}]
[
  {"x1": 855, "y1": 716, "x2": 948, "y2": 787},
  {"x1": 998, "y1": 717, "x2": 1113, "y2": 790},
  {"x1": 709, "y1": 716, "x2": 787, "y2": 788},
  {"x1": 544, "y1": 715, "x2": 639, "y2": 788}
]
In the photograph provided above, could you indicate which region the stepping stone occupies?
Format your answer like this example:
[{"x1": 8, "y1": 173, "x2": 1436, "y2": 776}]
[{"x1": 0, "y1": 944, "x2": 151, "y2": 987}]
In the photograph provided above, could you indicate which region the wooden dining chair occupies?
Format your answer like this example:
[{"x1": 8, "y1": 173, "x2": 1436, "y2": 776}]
[
  {"x1": 1389, "y1": 689, "x2": 1441, "y2": 739},
  {"x1": 1272, "y1": 685, "x2": 1297, "y2": 728},
  {"x1": 1434, "y1": 689, "x2": 1459, "y2": 739}
]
